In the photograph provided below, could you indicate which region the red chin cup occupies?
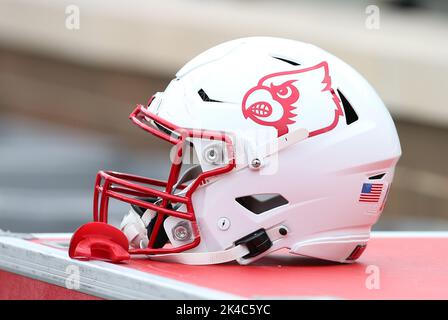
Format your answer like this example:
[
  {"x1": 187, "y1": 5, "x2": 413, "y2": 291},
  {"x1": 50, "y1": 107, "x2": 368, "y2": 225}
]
[{"x1": 69, "y1": 99, "x2": 236, "y2": 261}]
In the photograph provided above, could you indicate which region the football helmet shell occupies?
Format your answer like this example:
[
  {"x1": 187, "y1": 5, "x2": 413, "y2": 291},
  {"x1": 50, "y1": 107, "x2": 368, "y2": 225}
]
[{"x1": 69, "y1": 37, "x2": 401, "y2": 265}]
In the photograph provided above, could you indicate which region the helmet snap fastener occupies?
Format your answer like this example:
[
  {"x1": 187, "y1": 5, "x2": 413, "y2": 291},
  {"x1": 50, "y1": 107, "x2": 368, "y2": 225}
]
[{"x1": 204, "y1": 144, "x2": 223, "y2": 165}]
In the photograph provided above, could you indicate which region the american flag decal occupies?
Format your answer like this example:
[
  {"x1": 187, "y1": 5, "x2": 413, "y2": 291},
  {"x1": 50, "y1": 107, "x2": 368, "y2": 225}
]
[{"x1": 359, "y1": 183, "x2": 383, "y2": 203}]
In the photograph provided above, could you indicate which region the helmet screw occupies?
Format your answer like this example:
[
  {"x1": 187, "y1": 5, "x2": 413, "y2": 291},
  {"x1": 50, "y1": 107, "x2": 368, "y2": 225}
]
[
  {"x1": 204, "y1": 144, "x2": 222, "y2": 164},
  {"x1": 218, "y1": 217, "x2": 230, "y2": 231},
  {"x1": 251, "y1": 158, "x2": 261, "y2": 169},
  {"x1": 173, "y1": 221, "x2": 191, "y2": 241}
]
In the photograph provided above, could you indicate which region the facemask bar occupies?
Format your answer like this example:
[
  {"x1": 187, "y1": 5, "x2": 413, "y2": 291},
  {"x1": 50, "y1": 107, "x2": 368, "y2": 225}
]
[{"x1": 92, "y1": 98, "x2": 236, "y2": 255}]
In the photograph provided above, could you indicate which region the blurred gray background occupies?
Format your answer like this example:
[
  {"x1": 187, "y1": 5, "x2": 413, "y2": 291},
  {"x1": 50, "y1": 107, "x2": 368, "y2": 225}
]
[{"x1": 0, "y1": 0, "x2": 447, "y2": 232}]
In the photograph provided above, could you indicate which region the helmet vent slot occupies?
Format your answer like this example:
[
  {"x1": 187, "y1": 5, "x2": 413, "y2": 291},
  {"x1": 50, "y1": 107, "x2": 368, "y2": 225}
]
[
  {"x1": 369, "y1": 173, "x2": 386, "y2": 180},
  {"x1": 235, "y1": 194, "x2": 289, "y2": 214},
  {"x1": 271, "y1": 56, "x2": 301, "y2": 66},
  {"x1": 337, "y1": 89, "x2": 358, "y2": 125},
  {"x1": 198, "y1": 89, "x2": 222, "y2": 103}
]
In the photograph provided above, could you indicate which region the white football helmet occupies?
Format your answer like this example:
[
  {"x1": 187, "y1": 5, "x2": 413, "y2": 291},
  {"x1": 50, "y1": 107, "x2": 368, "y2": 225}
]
[{"x1": 69, "y1": 37, "x2": 401, "y2": 265}]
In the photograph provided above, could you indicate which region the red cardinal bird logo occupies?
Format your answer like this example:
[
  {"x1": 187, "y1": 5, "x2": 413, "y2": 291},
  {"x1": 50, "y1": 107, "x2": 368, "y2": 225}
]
[{"x1": 242, "y1": 61, "x2": 343, "y2": 137}]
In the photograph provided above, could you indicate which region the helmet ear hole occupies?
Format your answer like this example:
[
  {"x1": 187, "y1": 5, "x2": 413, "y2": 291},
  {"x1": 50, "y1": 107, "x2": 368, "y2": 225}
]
[{"x1": 235, "y1": 194, "x2": 289, "y2": 214}]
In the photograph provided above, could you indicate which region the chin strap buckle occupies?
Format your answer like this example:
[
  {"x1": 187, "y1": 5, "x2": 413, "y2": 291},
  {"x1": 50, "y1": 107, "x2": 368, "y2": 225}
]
[{"x1": 234, "y1": 229, "x2": 273, "y2": 259}]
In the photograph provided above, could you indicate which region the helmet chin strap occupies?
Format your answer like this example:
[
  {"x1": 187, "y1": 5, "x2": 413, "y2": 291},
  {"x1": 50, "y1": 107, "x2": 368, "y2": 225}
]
[
  {"x1": 147, "y1": 227, "x2": 284, "y2": 265},
  {"x1": 148, "y1": 244, "x2": 250, "y2": 265},
  {"x1": 121, "y1": 205, "x2": 284, "y2": 265}
]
